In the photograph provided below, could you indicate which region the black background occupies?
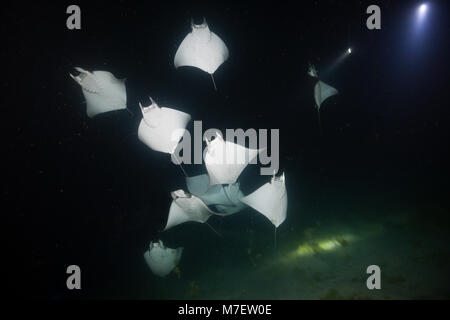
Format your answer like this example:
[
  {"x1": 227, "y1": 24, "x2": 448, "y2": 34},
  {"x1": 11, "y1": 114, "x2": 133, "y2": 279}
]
[{"x1": 2, "y1": 0, "x2": 450, "y2": 299}]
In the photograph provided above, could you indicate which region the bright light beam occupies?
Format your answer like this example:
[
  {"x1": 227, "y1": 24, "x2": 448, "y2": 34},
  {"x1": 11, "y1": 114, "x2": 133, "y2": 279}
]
[
  {"x1": 417, "y1": 3, "x2": 428, "y2": 22},
  {"x1": 321, "y1": 47, "x2": 353, "y2": 76},
  {"x1": 418, "y1": 4, "x2": 427, "y2": 16},
  {"x1": 412, "y1": 2, "x2": 430, "y2": 38}
]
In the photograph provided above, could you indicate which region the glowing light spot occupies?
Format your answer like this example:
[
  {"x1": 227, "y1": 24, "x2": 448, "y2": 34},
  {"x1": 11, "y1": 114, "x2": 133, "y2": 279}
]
[
  {"x1": 295, "y1": 244, "x2": 315, "y2": 257},
  {"x1": 288, "y1": 234, "x2": 358, "y2": 261},
  {"x1": 347, "y1": 48, "x2": 352, "y2": 54},
  {"x1": 419, "y1": 4, "x2": 427, "y2": 15},
  {"x1": 417, "y1": 4, "x2": 428, "y2": 22},
  {"x1": 318, "y1": 240, "x2": 340, "y2": 251}
]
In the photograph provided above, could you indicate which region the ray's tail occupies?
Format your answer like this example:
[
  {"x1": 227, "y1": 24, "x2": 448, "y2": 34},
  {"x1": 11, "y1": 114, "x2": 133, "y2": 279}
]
[
  {"x1": 173, "y1": 154, "x2": 188, "y2": 178},
  {"x1": 206, "y1": 222, "x2": 223, "y2": 238},
  {"x1": 125, "y1": 107, "x2": 135, "y2": 117},
  {"x1": 317, "y1": 107, "x2": 322, "y2": 135},
  {"x1": 211, "y1": 74, "x2": 217, "y2": 91},
  {"x1": 274, "y1": 226, "x2": 277, "y2": 249}
]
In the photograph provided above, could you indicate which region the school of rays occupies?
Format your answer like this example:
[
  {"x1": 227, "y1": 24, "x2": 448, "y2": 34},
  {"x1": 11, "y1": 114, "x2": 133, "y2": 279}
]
[{"x1": 71, "y1": 19, "x2": 339, "y2": 278}]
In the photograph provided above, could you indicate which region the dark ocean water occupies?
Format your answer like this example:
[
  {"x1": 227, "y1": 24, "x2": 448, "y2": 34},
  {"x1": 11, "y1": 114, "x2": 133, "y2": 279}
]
[{"x1": 4, "y1": 0, "x2": 450, "y2": 299}]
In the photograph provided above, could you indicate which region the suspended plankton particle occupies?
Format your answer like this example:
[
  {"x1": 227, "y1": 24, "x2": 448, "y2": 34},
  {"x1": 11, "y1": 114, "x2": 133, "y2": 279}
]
[
  {"x1": 138, "y1": 97, "x2": 191, "y2": 155},
  {"x1": 70, "y1": 67, "x2": 127, "y2": 118},
  {"x1": 174, "y1": 18, "x2": 229, "y2": 90},
  {"x1": 314, "y1": 80, "x2": 338, "y2": 110},
  {"x1": 307, "y1": 63, "x2": 318, "y2": 78},
  {"x1": 164, "y1": 190, "x2": 226, "y2": 231},
  {"x1": 204, "y1": 132, "x2": 260, "y2": 186},
  {"x1": 143, "y1": 240, "x2": 183, "y2": 277},
  {"x1": 186, "y1": 174, "x2": 246, "y2": 215},
  {"x1": 240, "y1": 172, "x2": 288, "y2": 228}
]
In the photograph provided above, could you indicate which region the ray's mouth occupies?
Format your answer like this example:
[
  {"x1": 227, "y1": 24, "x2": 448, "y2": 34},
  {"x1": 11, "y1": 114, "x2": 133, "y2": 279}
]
[
  {"x1": 191, "y1": 17, "x2": 208, "y2": 29},
  {"x1": 193, "y1": 23, "x2": 207, "y2": 28},
  {"x1": 70, "y1": 67, "x2": 102, "y2": 94},
  {"x1": 70, "y1": 67, "x2": 90, "y2": 84},
  {"x1": 171, "y1": 190, "x2": 191, "y2": 200}
]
